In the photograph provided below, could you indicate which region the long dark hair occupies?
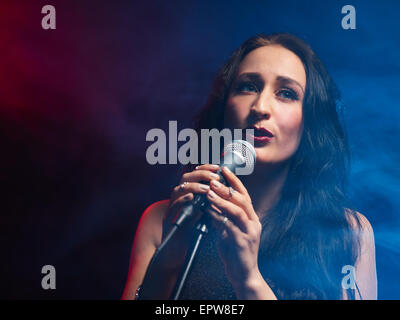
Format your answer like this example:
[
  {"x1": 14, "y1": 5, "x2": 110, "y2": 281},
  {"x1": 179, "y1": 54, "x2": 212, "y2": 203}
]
[{"x1": 191, "y1": 33, "x2": 362, "y2": 299}]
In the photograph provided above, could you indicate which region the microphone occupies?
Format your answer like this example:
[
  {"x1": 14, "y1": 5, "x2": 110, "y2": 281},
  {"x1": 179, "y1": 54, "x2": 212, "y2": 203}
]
[{"x1": 173, "y1": 139, "x2": 256, "y2": 228}]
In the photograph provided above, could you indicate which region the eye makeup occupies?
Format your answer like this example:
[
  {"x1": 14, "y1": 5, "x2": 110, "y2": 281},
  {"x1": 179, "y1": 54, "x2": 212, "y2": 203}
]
[{"x1": 232, "y1": 72, "x2": 303, "y2": 102}]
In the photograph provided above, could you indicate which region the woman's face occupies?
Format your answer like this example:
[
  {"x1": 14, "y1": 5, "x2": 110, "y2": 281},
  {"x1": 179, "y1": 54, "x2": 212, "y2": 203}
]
[{"x1": 224, "y1": 45, "x2": 306, "y2": 165}]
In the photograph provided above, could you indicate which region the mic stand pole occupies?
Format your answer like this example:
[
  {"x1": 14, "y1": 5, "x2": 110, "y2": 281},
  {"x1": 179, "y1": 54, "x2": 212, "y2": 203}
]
[{"x1": 169, "y1": 213, "x2": 210, "y2": 300}]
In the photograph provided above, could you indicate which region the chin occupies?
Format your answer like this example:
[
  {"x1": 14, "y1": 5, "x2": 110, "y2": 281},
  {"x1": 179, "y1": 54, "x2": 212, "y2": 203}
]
[
  {"x1": 254, "y1": 148, "x2": 274, "y2": 162},
  {"x1": 254, "y1": 149, "x2": 293, "y2": 167}
]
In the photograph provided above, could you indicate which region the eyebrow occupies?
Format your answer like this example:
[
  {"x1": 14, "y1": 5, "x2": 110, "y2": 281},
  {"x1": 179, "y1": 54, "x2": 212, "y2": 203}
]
[
  {"x1": 236, "y1": 72, "x2": 305, "y2": 94},
  {"x1": 276, "y1": 76, "x2": 305, "y2": 94}
]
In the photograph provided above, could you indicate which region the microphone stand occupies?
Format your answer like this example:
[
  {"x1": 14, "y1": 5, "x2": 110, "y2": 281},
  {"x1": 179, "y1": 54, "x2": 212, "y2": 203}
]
[
  {"x1": 170, "y1": 175, "x2": 229, "y2": 300},
  {"x1": 169, "y1": 212, "x2": 210, "y2": 300}
]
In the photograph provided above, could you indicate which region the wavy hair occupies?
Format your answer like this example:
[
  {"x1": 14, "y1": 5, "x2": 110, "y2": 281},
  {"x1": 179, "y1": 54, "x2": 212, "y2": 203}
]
[{"x1": 190, "y1": 33, "x2": 362, "y2": 299}]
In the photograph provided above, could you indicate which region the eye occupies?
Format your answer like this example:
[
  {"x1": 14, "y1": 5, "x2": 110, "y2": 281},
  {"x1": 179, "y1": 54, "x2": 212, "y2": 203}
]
[
  {"x1": 276, "y1": 88, "x2": 299, "y2": 101},
  {"x1": 234, "y1": 81, "x2": 258, "y2": 93}
]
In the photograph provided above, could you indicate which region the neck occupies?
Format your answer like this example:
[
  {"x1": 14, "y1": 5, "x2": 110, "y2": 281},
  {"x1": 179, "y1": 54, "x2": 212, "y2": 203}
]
[{"x1": 240, "y1": 161, "x2": 290, "y2": 219}]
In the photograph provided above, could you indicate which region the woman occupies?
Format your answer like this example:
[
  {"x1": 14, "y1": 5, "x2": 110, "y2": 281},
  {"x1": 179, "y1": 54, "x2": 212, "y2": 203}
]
[{"x1": 122, "y1": 33, "x2": 377, "y2": 300}]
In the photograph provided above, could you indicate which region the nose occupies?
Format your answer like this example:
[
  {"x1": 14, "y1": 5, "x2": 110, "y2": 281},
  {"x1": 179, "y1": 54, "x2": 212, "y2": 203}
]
[{"x1": 250, "y1": 89, "x2": 272, "y2": 120}]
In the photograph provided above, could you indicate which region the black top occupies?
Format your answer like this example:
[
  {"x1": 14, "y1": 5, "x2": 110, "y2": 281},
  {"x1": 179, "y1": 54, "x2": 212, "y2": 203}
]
[{"x1": 177, "y1": 225, "x2": 237, "y2": 300}]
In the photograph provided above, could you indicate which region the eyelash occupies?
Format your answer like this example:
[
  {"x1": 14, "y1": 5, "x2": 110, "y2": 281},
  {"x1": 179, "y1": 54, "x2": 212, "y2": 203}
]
[
  {"x1": 277, "y1": 88, "x2": 299, "y2": 101},
  {"x1": 234, "y1": 81, "x2": 300, "y2": 101},
  {"x1": 235, "y1": 82, "x2": 258, "y2": 93}
]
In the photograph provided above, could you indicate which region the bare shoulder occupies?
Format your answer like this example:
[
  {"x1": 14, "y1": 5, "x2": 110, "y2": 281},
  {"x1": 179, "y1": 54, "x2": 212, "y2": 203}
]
[
  {"x1": 345, "y1": 208, "x2": 374, "y2": 235},
  {"x1": 140, "y1": 199, "x2": 170, "y2": 225},
  {"x1": 137, "y1": 199, "x2": 170, "y2": 248},
  {"x1": 344, "y1": 209, "x2": 377, "y2": 299},
  {"x1": 121, "y1": 199, "x2": 170, "y2": 299},
  {"x1": 346, "y1": 209, "x2": 375, "y2": 254}
]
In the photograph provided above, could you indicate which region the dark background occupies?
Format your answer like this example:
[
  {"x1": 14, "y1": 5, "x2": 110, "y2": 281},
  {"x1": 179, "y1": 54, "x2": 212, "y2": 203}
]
[{"x1": 1, "y1": 0, "x2": 399, "y2": 299}]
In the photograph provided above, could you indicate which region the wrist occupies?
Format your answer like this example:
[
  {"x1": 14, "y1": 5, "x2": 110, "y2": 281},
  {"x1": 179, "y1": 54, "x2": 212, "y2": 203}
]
[
  {"x1": 231, "y1": 268, "x2": 277, "y2": 300},
  {"x1": 231, "y1": 268, "x2": 262, "y2": 293}
]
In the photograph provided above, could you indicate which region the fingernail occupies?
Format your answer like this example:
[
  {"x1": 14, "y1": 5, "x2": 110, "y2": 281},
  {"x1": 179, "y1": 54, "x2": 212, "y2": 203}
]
[
  {"x1": 199, "y1": 184, "x2": 210, "y2": 191},
  {"x1": 211, "y1": 180, "x2": 221, "y2": 188},
  {"x1": 184, "y1": 194, "x2": 192, "y2": 200},
  {"x1": 210, "y1": 173, "x2": 220, "y2": 179},
  {"x1": 210, "y1": 164, "x2": 220, "y2": 169},
  {"x1": 207, "y1": 190, "x2": 216, "y2": 199},
  {"x1": 195, "y1": 166, "x2": 199, "y2": 170},
  {"x1": 223, "y1": 166, "x2": 231, "y2": 173}
]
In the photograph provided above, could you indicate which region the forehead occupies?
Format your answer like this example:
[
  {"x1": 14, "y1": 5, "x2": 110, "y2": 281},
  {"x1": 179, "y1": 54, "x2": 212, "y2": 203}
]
[{"x1": 238, "y1": 45, "x2": 306, "y2": 88}]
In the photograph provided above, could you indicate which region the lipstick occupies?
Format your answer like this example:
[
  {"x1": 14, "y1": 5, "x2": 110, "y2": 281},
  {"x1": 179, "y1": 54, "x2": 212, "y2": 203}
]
[{"x1": 246, "y1": 125, "x2": 274, "y2": 143}]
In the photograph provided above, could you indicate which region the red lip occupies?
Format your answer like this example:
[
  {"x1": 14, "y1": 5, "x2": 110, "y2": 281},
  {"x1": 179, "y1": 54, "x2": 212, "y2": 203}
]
[
  {"x1": 251, "y1": 135, "x2": 272, "y2": 142},
  {"x1": 246, "y1": 125, "x2": 274, "y2": 143},
  {"x1": 255, "y1": 126, "x2": 274, "y2": 137}
]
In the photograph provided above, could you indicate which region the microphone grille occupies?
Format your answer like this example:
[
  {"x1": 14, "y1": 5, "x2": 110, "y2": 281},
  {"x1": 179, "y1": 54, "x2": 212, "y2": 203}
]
[{"x1": 223, "y1": 139, "x2": 256, "y2": 172}]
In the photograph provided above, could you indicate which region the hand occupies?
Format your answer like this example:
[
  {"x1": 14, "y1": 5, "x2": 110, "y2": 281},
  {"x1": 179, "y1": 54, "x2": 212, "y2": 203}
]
[
  {"x1": 165, "y1": 164, "x2": 221, "y2": 230},
  {"x1": 206, "y1": 166, "x2": 263, "y2": 290}
]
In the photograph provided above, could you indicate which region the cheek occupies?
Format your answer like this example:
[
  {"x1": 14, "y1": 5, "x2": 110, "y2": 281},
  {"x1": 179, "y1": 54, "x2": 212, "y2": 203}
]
[
  {"x1": 275, "y1": 107, "x2": 303, "y2": 145},
  {"x1": 224, "y1": 97, "x2": 250, "y2": 128}
]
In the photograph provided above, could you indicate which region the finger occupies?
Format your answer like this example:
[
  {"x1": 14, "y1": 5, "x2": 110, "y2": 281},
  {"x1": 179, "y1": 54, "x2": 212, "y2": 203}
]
[
  {"x1": 210, "y1": 203, "x2": 222, "y2": 215},
  {"x1": 207, "y1": 208, "x2": 243, "y2": 241},
  {"x1": 209, "y1": 179, "x2": 233, "y2": 200},
  {"x1": 206, "y1": 190, "x2": 249, "y2": 233},
  {"x1": 171, "y1": 182, "x2": 210, "y2": 203},
  {"x1": 221, "y1": 166, "x2": 249, "y2": 197},
  {"x1": 194, "y1": 164, "x2": 220, "y2": 172},
  {"x1": 180, "y1": 170, "x2": 220, "y2": 184},
  {"x1": 205, "y1": 203, "x2": 223, "y2": 217},
  {"x1": 209, "y1": 179, "x2": 255, "y2": 221},
  {"x1": 169, "y1": 192, "x2": 194, "y2": 212},
  {"x1": 209, "y1": 179, "x2": 251, "y2": 218},
  {"x1": 166, "y1": 193, "x2": 194, "y2": 225},
  {"x1": 221, "y1": 166, "x2": 258, "y2": 221}
]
